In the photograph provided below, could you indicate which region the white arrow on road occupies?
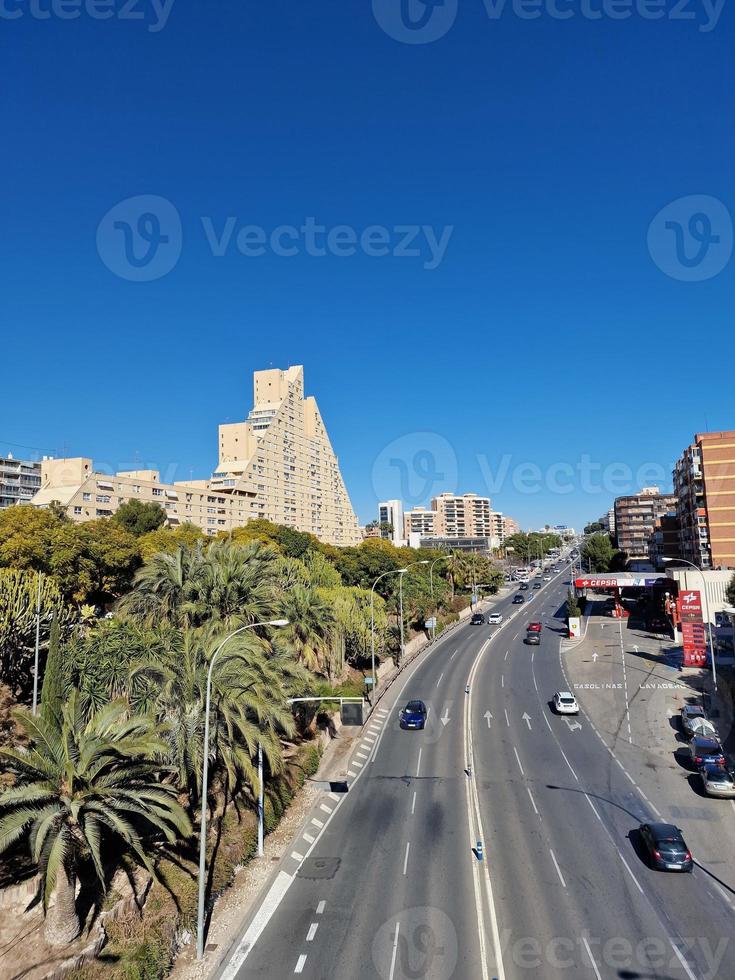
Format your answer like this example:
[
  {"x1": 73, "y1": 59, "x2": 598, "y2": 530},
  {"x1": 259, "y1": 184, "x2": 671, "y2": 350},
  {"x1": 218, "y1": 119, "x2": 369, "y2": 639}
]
[
  {"x1": 564, "y1": 718, "x2": 582, "y2": 732},
  {"x1": 522, "y1": 712, "x2": 532, "y2": 730},
  {"x1": 483, "y1": 711, "x2": 492, "y2": 729},
  {"x1": 441, "y1": 708, "x2": 451, "y2": 726},
  {"x1": 592, "y1": 651, "x2": 599, "y2": 662}
]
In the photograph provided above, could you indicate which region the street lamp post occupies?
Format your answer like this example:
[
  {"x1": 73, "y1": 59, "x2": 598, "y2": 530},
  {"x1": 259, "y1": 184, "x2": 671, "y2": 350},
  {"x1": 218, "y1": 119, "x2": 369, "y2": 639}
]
[
  {"x1": 429, "y1": 556, "x2": 451, "y2": 641},
  {"x1": 662, "y1": 558, "x2": 717, "y2": 691},
  {"x1": 196, "y1": 618, "x2": 288, "y2": 961},
  {"x1": 370, "y1": 568, "x2": 408, "y2": 696}
]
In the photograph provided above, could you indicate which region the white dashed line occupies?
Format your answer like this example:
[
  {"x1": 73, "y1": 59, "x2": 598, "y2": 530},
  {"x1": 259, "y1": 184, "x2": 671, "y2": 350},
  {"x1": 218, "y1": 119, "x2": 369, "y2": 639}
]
[
  {"x1": 306, "y1": 922, "x2": 318, "y2": 942},
  {"x1": 501, "y1": 674, "x2": 504, "y2": 688},
  {"x1": 504, "y1": 650, "x2": 509, "y2": 661},
  {"x1": 436, "y1": 672, "x2": 444, "y2": 687},
  {"x1": 311, "y1": 818, "x2": 324, "y2": 829},
  {"x1": 416, "y1": 747, "x2": 423, "y2": 777},
  {"x1": 504, "y1": 708, "x2": 510, "y2": 726},
  {"x1": 352, "y1": 760, "x2": 363, "y2": 768},
  {"x1": 526, "y1": 786, "x2": 539, "y2": 815},
  {"x1": 388, "y1": 922, "x2": 400, "y2": 980},
  {"x1": 582, "y1": 937, "x2": 602, "y2": 980},
  {"x1": 549, "y1": 848, "x2": 566, "y2": 887},
  {"x1": 670, "y1": 942, "x2": 697, "y2": 980},
  {"x1": 411, "y1": 791, "x2": 417, "y2": 815},
  {"x1": 291, "y1": 850, "x2": 304, "y2": 862},
  {"x1": 347, "y1": 770, "x2": 356, "y2": 778},
  {"x1": 319, "y1": 804, "x2": 332, "y2": 815},
  {"x1": 303, "y1": 832, "x2": 315, "y2": 844},
  {"x1": 294, "y1": 954, "x2": 307, "y2": 973},
  {"x1": 513, "y1": 746, "x2": 525, "y2": 777},
  {"x1": 450, "y1": 650, "x2": 458, "y2": 660},
  {"x1": 316, "y1": 900, "x2": 326, "y2": 915},
  {"x1": 403, "y1": 841, "x2": 410, "y2": 875}
]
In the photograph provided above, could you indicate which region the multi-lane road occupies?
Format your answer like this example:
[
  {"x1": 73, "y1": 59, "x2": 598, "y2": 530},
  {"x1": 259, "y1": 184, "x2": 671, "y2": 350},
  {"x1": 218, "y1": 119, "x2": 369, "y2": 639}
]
[{"x1": 217, "y1": 562, "x2": 734, "y2": 979}]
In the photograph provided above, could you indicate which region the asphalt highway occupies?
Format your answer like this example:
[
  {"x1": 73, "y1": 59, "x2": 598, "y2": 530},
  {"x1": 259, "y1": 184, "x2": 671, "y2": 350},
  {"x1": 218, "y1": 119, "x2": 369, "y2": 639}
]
[{"x1": 217, "y1": 563, "x2": 734, "y2": 979}]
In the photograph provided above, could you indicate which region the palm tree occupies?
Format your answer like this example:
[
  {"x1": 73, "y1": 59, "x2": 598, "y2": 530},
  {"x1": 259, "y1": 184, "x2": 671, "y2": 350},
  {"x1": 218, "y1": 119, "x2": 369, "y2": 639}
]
[
  {"x1": 278, "y1": 585, "x2": 337, "y2": 676},
  {"x1": 0, "y1": 693, "x2": 191, "y2": 946},
  {"x1": 117, "y1": 544, "x2": 203, "y2": 626}
]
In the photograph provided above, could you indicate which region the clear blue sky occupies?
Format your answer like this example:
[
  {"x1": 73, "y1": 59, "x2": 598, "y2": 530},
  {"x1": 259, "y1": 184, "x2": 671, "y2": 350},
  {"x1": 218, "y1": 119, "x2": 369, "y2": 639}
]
[{"x1": 2, "y1": 1, "x2": 733, "y2": 530}]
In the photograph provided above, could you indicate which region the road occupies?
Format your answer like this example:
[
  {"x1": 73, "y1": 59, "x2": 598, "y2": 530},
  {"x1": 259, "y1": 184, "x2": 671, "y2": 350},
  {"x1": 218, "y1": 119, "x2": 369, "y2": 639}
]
[{"x1": 216, "y1": 563, "x2": 735, "y2": 979}]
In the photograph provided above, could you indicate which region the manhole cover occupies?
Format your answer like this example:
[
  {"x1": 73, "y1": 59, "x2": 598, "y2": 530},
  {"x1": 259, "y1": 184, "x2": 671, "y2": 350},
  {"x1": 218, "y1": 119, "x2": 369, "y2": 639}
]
[{"x1": 297, "y1": 856, "x2": 340, "y2": 879}]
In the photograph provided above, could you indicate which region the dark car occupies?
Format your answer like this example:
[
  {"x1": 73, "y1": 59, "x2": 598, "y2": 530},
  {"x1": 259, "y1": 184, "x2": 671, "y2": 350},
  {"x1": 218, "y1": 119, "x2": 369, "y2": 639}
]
[
  {"x1": 525, "y1": 632, "x2": 540, "y2": 645},
  {"x1": 639, "y1": 822, "x2": 693, "y2": 872},
  {"x1": 470, "y1": 613, "x2": 485, "y2": 625},
  {"x1": 689, "y1": 736, "x2": 726, "y2": 769},
  {"x1": 680, "y1": 704, "x2": 706, "y2": 736},
  {"x1": 533, "y1": 582, "x2": 542, "y2": 590},
  {"x1": 519, "y1": 583, "x2": 529, "y2": 591},
  {"x1": 399, "y1": 700, "x2": 427, "y2": 730},
  {"x1": 513, "y1": 594, "x2": 525, "y2": 604}
]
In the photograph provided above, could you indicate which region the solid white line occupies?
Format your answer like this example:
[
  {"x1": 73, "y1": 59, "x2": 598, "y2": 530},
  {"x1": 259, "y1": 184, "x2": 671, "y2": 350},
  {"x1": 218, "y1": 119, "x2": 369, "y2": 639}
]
[
  {"x1": 294, "y1": 953, "x2": 307, "y2": 973},
  {"x1": 306, "y1": 922, "x2": 318, "y2": 942},
  {"x1": 526, "y1": 786, "x2": 539, "y2": 815},
  {"x1": 549, "y1": 848, "x2": 566, "y2": 887},
  {"x1": 618, "y1": 852, "x2": 644, "y2": 894},
  {"x1": 670, "y1": 941, "x2": 697, "y2": 980},
  {"x1": 436, "y1": 671, "x2": 444, "y2": 687},
  {"x1": 411, "y1": 791, "x2": 417, "y2": 815},
  {"x1": 543, "y1": 712, "x2": 553, "y2": 732},
  {"x1": 316, "y1": 900, "x2": 326, "y2": 915},
  {"x1": 513, "y1": 746, "x2": 525, "y2": 777},
  {"x1": 582, "y1": 937, "x2": 602, "y2": 980},
  {"x1": 403, "y1": 841, "x2": 410, "y2": 875},
  {"x1": 558, "y1": 747, "x2": 579, "y2": 782},
  {"x1": 388, "y1": 922, "x2": 400, "y2": 980},
  {"x1": 416, "y1": 747, "x2": 422, "y2": 777},
  {"x1": 532, "y1": 673, "x2": 538, "y2": 692}
]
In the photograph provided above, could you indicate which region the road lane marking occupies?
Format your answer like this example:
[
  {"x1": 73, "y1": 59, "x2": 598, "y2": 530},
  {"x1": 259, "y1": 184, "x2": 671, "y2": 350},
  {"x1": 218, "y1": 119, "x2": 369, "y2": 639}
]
[
  {"x1": 512, "y1": 631, "x2": 519, "y2": 640},
  {"x1": 670, "y1": 941, "x2": 697, "y2": 980},
  {"x1": 558, "y1": 747, "x2": 579, "y2": 781},
  {"x1": 513, "y1": 746, "x2": 525, "y2": 777},
  {"x1": 582, "y1": 937, "x2": 602, "y2": 980},
  {"x1": 618, "y1": 852, "x2": 644, "y2": 894},
  {"x1": 291, "y1": 851, "x2": 304, "y2": 862},
  {"x1": 504, "y1": 708, "x2": 510, "y2": 726},
  {"x1": 352, "y1": 760, "x2": 363, "y2": 768},
  {"x1": 450, "y1": 649, "x2": 457, "y2": 660},
  {"x1": 316, "y1": 900, "x2": 326, "y2": 914},
  {"x1": 501, "y1": 674, "x2": 504, "y2": 688},
  {"x1": 526, "y1": 787, "x2": 539, "y2": 815},
  {"x1": 303, "y1": 832, "x2": 315, "y2": 844},
  {"x1": 294, "y1": 954, "x2": 307, "y2": 973},
  {"x1": 436, "y1": 671, "x2": 444, "y2": 687},
  {"x1": 306, "y1": 923, "x2": 318, "y2": 942},
  {"x1": 356, "y1": 751, "x2": 368, "y2": 760},
  {"x1": 311, "y1": 818, "x2": 324, "y2": 828},
  {"x1": 388, "y1": 922, "x2": 400, "y2": 980},
  {"x1": 403, "y1": 841, "x2": 410, "y2": 875},
  {"x1": 549, "y1": 848, "x2": 566, "y2": 887},
  {"x1": 347, "y1": 770, "x2": 356, "y2": 778},
  {"x1": 504, "y1": 650, "x2": 509, "y2": 660},
  {"x1": 411, "y1": 791, "x2": 417, "y2": 815},
  {"x1": 319, "y1": 804, "x2": 332, "y2": 814},
  {"x1": 416, "y1": 747, "x2": 422, "y2": 777}
]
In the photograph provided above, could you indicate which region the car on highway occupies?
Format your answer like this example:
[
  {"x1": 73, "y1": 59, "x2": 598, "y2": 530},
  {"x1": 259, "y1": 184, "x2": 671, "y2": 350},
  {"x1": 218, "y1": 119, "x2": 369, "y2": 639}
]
[
  {"x1": 527, "y1": 621, "x2": 542, "y2": 632},
  {"x1": 525, "y1": 632, "x2": 540, "y2": 645},
  {"x1": 470, "y1": 612, "x2": 485, "y2": 625},
  {"x1": 487, "y1": 612, "x2": 503, "y2": 624},
  {"x1": 543, "y1": 574, "x2": 551, "y2": 581},
  {"x1": 533, "y1": 581, "x2": 542, "y2": 589},
  {"x1": 700, "y1": 765, "x2": 735, "y2": 799},
  {"x1": 399, "y1": 700, "x2": 427, "y2": 730},
  {"x1": 680, "y1": 704, "x2": 706, "y2": 736},
  {"x1": 689, "y1": 735, "x2": 726, "y2": 769},
  {"x1": 638, "y1": 822, "x2": 693, "y2": 872},
  {"x1": 519, "y1": 582, "x2": 529, "y2": 591},
  {"x1": 553, "y1": 691, "x2": 579, "y2": 714},
  {"x1": 512, "y1": 594, "x2": 525, "y2": 604}
]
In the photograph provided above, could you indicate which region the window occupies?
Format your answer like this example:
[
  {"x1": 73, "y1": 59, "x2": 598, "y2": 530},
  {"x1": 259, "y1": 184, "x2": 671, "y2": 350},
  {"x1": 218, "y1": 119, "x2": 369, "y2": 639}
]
[
  {"x1": 152, "y1": 488, "x2": 162, "y2": 496},
  {"x1": 82, "y1": 492, "x2": 91, "y2": 502},
  {"x1": 74, "y1": 506, "x2": 82, "y2": 515}
]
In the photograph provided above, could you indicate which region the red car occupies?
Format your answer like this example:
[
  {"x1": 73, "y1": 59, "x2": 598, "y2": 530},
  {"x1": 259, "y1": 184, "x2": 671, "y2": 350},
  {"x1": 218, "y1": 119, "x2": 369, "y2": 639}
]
[{"x1": 527, "y1": 622, "x2": 542, "y2": 633}]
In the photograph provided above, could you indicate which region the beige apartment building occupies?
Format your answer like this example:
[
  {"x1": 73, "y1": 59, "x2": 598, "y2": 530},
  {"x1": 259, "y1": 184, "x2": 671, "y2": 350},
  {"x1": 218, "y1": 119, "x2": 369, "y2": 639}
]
[
  {"x1": 430, "y1": 493, "x2": 493, "y2": 537},
  {"x1": 30, "y1": 366, "x2": 362, "y2": 547},
  {"x1": 674, "y1": 430, "x2": 735, "y2": 570},
  {"x1": 403, "y1": 507, "x2": 437, "y2": 538},
  {"x1": 503, "y1": 516, "x2": 520, "y2": 538}
]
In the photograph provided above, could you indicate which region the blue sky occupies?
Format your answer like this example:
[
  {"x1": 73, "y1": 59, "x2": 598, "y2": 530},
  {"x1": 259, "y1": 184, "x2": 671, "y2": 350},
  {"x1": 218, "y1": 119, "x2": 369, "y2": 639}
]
[{"x1": 2, "y1": 0, "x2": 733, "y2": 530}]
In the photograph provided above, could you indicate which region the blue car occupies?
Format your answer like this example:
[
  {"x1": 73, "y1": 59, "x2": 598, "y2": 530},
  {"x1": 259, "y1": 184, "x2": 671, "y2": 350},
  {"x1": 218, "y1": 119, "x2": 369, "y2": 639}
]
[{"x1": 400, "y1": 700, "x2": 427, "y2": 730}]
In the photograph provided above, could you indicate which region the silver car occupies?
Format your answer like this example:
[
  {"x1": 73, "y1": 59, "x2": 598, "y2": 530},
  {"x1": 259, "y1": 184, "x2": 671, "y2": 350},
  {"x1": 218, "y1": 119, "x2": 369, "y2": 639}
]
[{"x1": 701, "y1": 766, "x2": 735, "y2": 799}]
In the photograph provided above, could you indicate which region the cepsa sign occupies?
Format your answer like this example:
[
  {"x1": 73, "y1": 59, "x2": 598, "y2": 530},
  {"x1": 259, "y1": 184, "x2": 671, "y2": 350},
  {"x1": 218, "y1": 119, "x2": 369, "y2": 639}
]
[{"x1": 678, "y1": 590, "x2": 703, "y2": 622}]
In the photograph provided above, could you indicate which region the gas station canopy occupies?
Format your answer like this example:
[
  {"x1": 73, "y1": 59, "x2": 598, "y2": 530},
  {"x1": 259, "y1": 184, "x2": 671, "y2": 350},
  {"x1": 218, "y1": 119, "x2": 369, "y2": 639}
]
[{"x1": 574, "y1": 574, "x2": 670, "y2": 589}]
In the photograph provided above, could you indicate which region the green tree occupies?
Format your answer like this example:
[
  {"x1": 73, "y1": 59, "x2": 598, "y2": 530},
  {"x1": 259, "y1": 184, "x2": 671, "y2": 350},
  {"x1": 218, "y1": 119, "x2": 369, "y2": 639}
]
[
  {"x1": 47, "y1": 520, "x2": 141, "y2": 605},
  {"x1": 0, "y1": 693, "x2": 191, "y2": 946},
  {"x1": 0, "y1": 505, "x2": 60, "y2": 570},
  {"x1": 0, "y1": 570, "x2": 69, "y2": 695},
  {"x1": 278, "y1": 584, "x2": 337, "y2": 676},
  {"x1": 138, "y1": 522, "x2": 204, "y2": 561},
  {"x1": 726, "y1": 572, "x2": 735, "y2": 607},
  {"x1": 567, "y1": 589, "x2": 581, "y2": 618},
  {"x1": 581, "y1": 533, "x2": 619, "y2": 572},
  {"x1": 112, "y1": 499, "x2": 166, "y2": 537},
  {"x1": 40, "y1": 613, "x2": 64, "y2": 725}
]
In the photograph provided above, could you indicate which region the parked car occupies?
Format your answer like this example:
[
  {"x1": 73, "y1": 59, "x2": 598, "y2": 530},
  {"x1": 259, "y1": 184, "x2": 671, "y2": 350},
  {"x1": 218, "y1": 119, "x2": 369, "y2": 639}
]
[
  {"x1": 638, "y1": 823, "x2": 693, "y2": 872},
  {"x1": 700, "y1": 765, "x2": 735, "y2": 799},
  {"x1": 487, "y1": 612, "x2": 503, "y2": 625},
  {"x1": 513, "y1": 594, "x2": 525, "y2": 604},
  {"x1": 689, "y1": 735, "x2": 726, "y2": 769},
  {"x1": 470, "y1": 612, "x2": 485, "y2": 625},
  {"x1": 680, "y1": 704, "x2": 706, "y2": 736},
  {"x1": 553, "y1": 691, "x2": 579, "y2": 714},
  {"x1": 687, "y1": 717, "x2": 718, "y2": 741},
  {"x1": 399, "y1": 700, "x2": 427, "y2": 730}
]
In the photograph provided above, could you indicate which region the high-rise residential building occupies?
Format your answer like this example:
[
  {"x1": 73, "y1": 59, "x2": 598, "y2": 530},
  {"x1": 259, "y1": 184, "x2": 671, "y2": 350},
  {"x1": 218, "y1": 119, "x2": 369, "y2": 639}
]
[
  {"x1": 649, "y1": 514, "x2": 681, "y2": 568},
  {"x1": 403, "y1": 507, "x2": 437, "y2": 538},
  {"x1": 674, "y1": 430, "x2": 735, "y2": 570},
  {"x1": 614, "y1": 486, "x2": 677, "y2": 559},
  {"x1": 430, "y1": 492, "x2": 493, "y2": 537},
  {"x1": 378, "y1": 499, "x2": 405, "y2": 546},
  {"x1": 30, "y1": 365, "x2": 361, "y2": 547},
  {"x1": 489, "y1": 510, "x2": 505, "y2": 544},
  {"x1": 0, "y1": 453, "x2": 42, "y2": 509},
  {"x1": 502, "y1": 515, "x2": 520, "y2": 538},
  {"x1": 212, "y1": 366, "x2": 361, "y2": 546}
]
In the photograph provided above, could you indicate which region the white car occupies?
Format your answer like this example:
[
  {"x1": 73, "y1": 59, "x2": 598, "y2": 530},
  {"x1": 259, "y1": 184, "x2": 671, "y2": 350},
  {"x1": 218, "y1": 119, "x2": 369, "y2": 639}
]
[
  {"x1": 701, "y1": 766, "x2": 735, "y2": 799},
  {"x1": 553, "y1": 691, "x2": 579, "y2": 715},
  {"x1": 487, "y1": 612, "x2": 503, "y2": 625},
  {"x1": 543, "y1": 574, "x2": 551, "y2": 581}
]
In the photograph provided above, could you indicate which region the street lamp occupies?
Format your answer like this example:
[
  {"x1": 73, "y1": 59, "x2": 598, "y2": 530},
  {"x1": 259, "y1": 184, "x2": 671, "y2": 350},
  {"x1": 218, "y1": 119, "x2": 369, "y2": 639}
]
[
  {"x1": 662, "y1": 558, "x2": 717, "y2": 691},
  {"x1": 370, "y1": 568, "x2": 407, "y2": 695},
  {"x1": 196, "y1": 618, "x2": 289, "y2": 960},
  {"x1": 428, "y1": 555, "x2": 451, "y2": 641}
]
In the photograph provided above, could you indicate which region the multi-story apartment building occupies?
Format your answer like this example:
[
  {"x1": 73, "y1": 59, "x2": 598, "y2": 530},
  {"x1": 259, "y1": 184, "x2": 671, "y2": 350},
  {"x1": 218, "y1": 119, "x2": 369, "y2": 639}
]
[
  {"x1": 674, "y1": 430, "x2": 735, "y2": 570},
  {"x1": 614, "y1": 486, "x2": 677, "y2": 559},
  {"x1": 0, "y1": 454, "x2": 41, "y2": 509},
  {"x1": 502, "y1": 515, "x2": 520, "y2": 538},
  {"x1": 649, "y1": 514, "x2": 681, "y2": 568},
  {"x1": 430, "y1": 492, "x2": 493, "y2": 537},
  {"x1": 378, "y1": 499, "x2": 405, "y2": 546},
  {"x1": 30, "y1": 365, "x2": 362, "y2": 547},
  {"x1": 403, "y1": 507, "x2": 437, "y2": 538}
]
